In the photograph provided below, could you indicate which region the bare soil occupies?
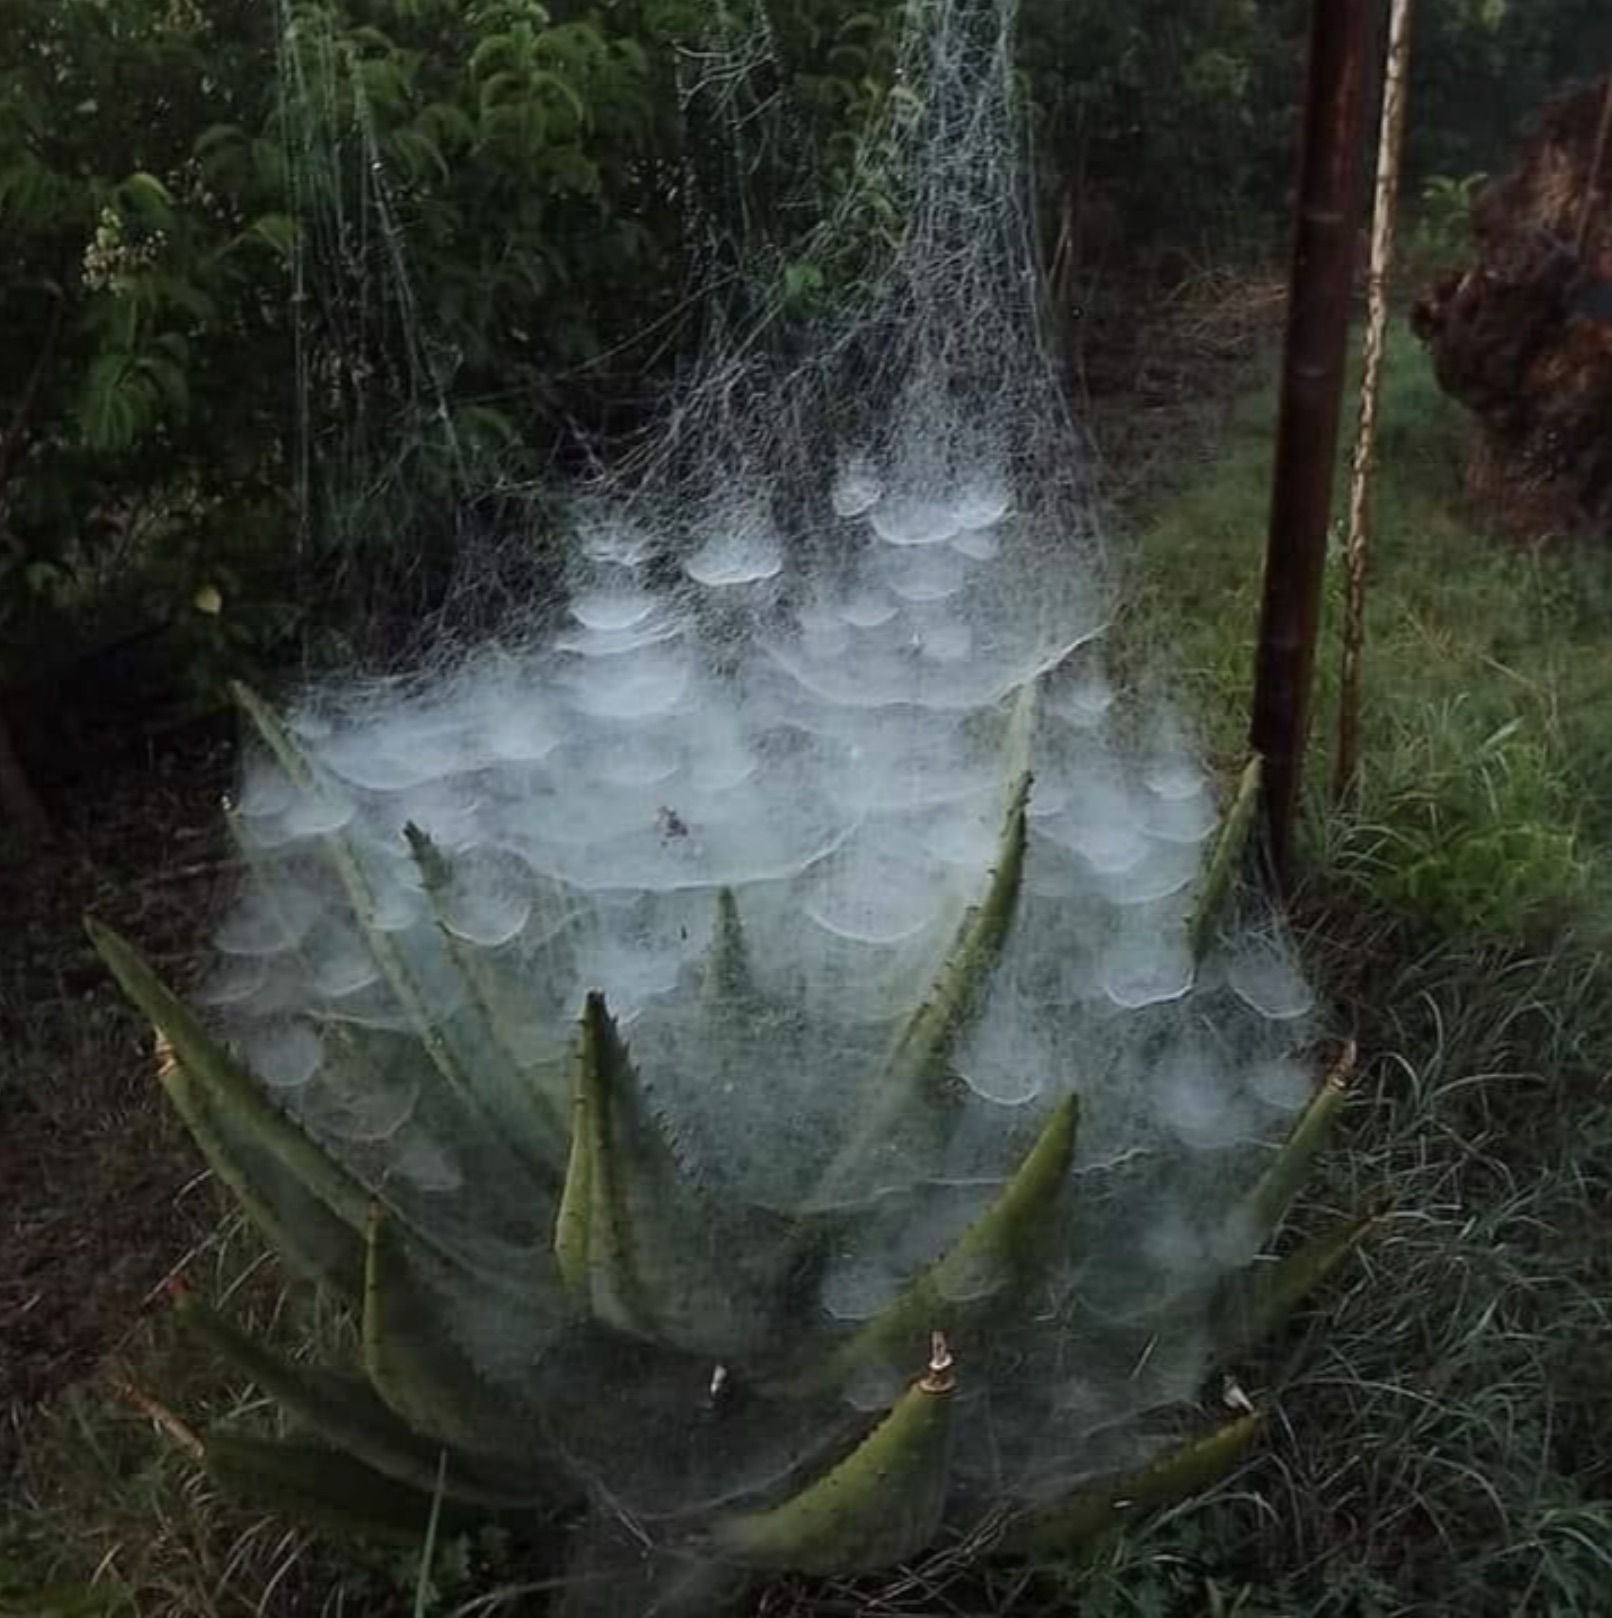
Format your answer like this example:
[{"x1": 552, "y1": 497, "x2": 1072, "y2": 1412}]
[{"x1": 0, "y1": 714, "x2": 234, "y2": 1462}]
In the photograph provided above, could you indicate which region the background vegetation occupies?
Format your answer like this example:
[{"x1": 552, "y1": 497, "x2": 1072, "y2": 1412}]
[{"x1": 4, "y1": 0, "x2": 1611, "y2": 723}]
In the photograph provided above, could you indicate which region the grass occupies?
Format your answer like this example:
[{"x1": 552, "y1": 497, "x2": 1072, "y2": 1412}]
[
  {"x1": 1116, "y1": 319, "x2": 1612, "y2": 938},
  {"x1": 1087, "y1": 315, "x2": 1612, "y2": 1616},
  {"x1": 5, "y1": 317, "x2": 1612, "y2": 1617}
]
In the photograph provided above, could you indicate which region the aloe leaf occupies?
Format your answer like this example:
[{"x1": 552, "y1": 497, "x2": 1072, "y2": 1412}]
[
  {"x1": 821, "y1": 769, "x2": 1031, "y2": 1198},
  {"x1": 403, "y1": 821, "x2": 568, "y2": 1171},
  {"x1": 813, "y1": 1095, "x2": 1079, "y2": 1388},
  {"x1": 1008, "y1": 1412, "x2": 1263, "y2": 1554},
  {"x1": 230, "y1": 685, "x2": 489, "y2": 1131},
  {"x1": 360, "y1": 1204, "x2": 544, "y2": 1478},
  {"x1": 159, "y1": 1038, "x2": 362, "y2": 1297},
  {"x1": 177, "y1": 1296, "x2": 541, "y2": 1508},
  {"x1": 87, "y1": 919, "x2": 372, "y2": 1241},
  {"x1": 1186, "y1": 755, "x2": 1262, "y2": 961},
  {"x1": 716, "y1": 1339, "x2": 958, "y2": 1575},
  {"x1": 883, "y1": 769, "x2": 1031, "y2": 1093},
  {"x1": 1215, "y1": 1206, "x2": 1385, "y2": 1358},
  {"x1": 1240, "y1": 1041, "x2": 1356, "y2": 1237},
  {"x1": 202, "y1": 1431, "x2": 480, "y2": 1546},
  {"x1": 554, "y1": 994, "x2": 765, "y2": 1357},
  {"x1": 702, "y1": 887, "x2": 754, "y2": 1007}
]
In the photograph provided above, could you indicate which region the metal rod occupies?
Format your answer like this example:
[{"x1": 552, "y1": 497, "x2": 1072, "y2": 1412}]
[{"x1": 1249, "y1": 0, "x2": 1375, "y2": 887}]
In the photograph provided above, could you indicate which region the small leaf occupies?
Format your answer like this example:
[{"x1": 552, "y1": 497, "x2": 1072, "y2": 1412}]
[
  {"x1": 702, "y1": 888, "x2": 754, "y2": 1006},
  {"x1": 193, "y1": 583, "x2": 223, "y2": 616},
  {"x1": 820, "y1": 765, "x2": 1031, "y2": 1198},
  {"x1": 177, "y1": 1296, "x2": 540, "y2": 1508},
  {"x1": 1239, "y1": 1041, "x2": 1355, "y2": 1238},
  {"x1": 555, "y1": 994, "x2": 758, "y2": 1356},
  {"x1": 814, "y1": 1095, "x2": 1079, "y2": 1388},
  {"x1": 1215, "y1": 1205, "x2": 1385, "y2": 1358},
  {"x1": 716, "y1": 1341, "x2": 957, "y2": 1574},
  {"x1": 86, "y1": 920, "x2": 372, "y2": 1239},
  {"x1": 202, "y1": 1432, "x2": 477, "y2": 1546},
  {"x1": 1007, "y1": 1413, "x2": 1264, "y2": 1554},
  {"x1": 361, "y1": 1205, "x2": 551, "y2": 1483},
  {"x1": 1187, "y1": 755, "x2": 1262, "y2": 960}
]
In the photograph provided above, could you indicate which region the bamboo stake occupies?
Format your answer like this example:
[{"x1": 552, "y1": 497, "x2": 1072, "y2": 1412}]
[
  {"x1": 1249, "y1": 1, "x2": 1375, "y2": 886},
  {"x1": 1334, "y1": 0, "x2": 1416, "y2": 804}
]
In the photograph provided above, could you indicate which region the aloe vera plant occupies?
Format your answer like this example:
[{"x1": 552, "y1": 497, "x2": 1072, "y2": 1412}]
[{"x1": 89, "y1": 639, "x2": 1370, "y2": 1608}]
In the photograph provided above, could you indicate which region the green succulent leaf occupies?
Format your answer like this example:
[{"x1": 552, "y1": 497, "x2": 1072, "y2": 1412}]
[
  {"x1": 813, "y1": 1093, "x2": 1079, "y2": 1388},
  {"x1": 1215, "y1": 1205, "x2": 1385, "y2": 1358},
  {"x1": 202, "y1": 1431, "x2": 479, "y2": 1546},
  {"x1": 555, "y1": 993, "x2": 753, "y2": 1355},
  {"x1": 86, "y1": 918, "x2": 372, "y2": 1262},
  {"x1": 1187, "y1": 754, "x2": 1263, "y2": 961},
  {"x1": 882, "y1": 768, "x2": 1031, "y2": 1093},
  {"x1": 1239, "y1": 1042, "x2": 1355, "y2": 1237},
  {"x1": 403, "y1": 820, "x2": 568, "y2": 1171},
  {"x1": 702, "y1": 887, "x2": 755, "y2": 1007},
  {"x1": 176, "y1": 1295, "x2": 539, "y2": 1508},
  {"x1": 361, "y1": 1205, "x2": 547, "y2": 1481},
  {"x1": 230, "y1": 686, "x2": 496, "y2": 1138},
  {"x1": 716, "y1": 1349, "x2": 957, "y2": 1575},
  {"x1": 1007, "y1": 1412, "x2": 1264, "y2": 1554},
  {"x1": 822, "y1": 766, "x2": 1032, "y2": 1197}
]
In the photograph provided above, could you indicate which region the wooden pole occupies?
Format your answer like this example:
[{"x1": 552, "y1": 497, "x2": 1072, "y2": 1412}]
[
  {"x1": 1249, "y1": 0, "x2": 1375, "y2": 888},
  {"x1": 1335, "y1": 0, "x2": 1415, "y2": 804}
]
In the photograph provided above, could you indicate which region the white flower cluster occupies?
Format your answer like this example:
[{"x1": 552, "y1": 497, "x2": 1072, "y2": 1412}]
[{"x1": 81, "y1": 206, "x2": 165, "y2": 294}]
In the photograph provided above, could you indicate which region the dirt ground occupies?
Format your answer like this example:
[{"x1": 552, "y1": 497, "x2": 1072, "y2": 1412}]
[{"x1": 0, "y1": 715, "x2": 234, "y2": 1464}]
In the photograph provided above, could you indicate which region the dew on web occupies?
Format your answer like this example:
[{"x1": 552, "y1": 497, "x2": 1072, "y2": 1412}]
[
  {"x1": 685, "y1": 523, "x2": 785, "y2": 587},
  {"x1": 950, "y1": 526, "x2": 1001, "y2": 561},
  {"x1": 214, "y1": 887, "x2": 324, "y2": 956},
  {"x1": 1247, "y1": 1054, "x2": 1315, "y2": 1113},
  {"x1": 818, "y1": 1249, "x2": 905, "y2": 1323},
  {"x1": 305, "y1": 921, "x2": 382, "y2": 998},
  {"x1": 869, "y1": 493, "x2": 965, "y2": 548},
  {"x1": 954, "y1": 488, "x2": 1011, "y2": 533},
  {"x1": 831, "y1": 455, "x2": 883, "y2": 519},
  {"x1": 282, "y1": 783, "x2": 358, "y2": 839},
  {"x1": 802, "y1": 834, "x2": 952, "y2": 945},
  {"x1": 435, "y1": 846, "x2": 536, "y2": 948},
  {"x1": 955, "y1": 988, "x2": 1048, "y2": 1107},
  {"x1": 879, "y1": 544, "x2": 970, "y2": 602},
  {"x1": 567, "y1": 648, "x2": 693, "y2": 721},
  {"x1": 1150, "y1": 1040, "x2": 1253, "y2": 1150},
  {"x1": 199, "y1": 0, "x2": 1336, "y2": 1553},
  {"x1": 388, "y1": 1131, "x2": 464, "y2": 1194},
  {"x1": 235, "y1": 762, "x2": 296, "y2": 821},
  {"x1": 194, "y1": 954, "x2": 267, "y2": 1007},
  {"x1": 570, "y1": 587, "x2": 660, "y2": 632},
  {"x1": 243, "y1": 1021, "x2": 324, "y2": 1092},
  {"x1": 838, "y1": 589, "x2": 900, "y2": 629},
  {"x1": 1099, "y1": 909, "x2": 1196, "y2": 1011},
  {"x1": 1228, "y1": 933, "x2": 1317, "y2": 1022}
]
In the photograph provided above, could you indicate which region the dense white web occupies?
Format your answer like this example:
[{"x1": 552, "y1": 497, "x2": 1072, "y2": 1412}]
[{"x1": 209, "y1": 0, "x2": 1330, "y2": 1552}]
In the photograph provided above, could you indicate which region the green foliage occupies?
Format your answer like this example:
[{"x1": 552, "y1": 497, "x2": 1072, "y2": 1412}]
[
  {"x1": 1403, "y1": 170, "x2": 1487, "y2": 278},
  {"x1": 1407, "y1": 0, "x2": 1612, "y2": 182},
  {"x1": 3, "y1": 0, "x2": 1606, "y2": 700},
  {"x1": 1128, "y1": 320, "x2": 1610, "y2": 942}
]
